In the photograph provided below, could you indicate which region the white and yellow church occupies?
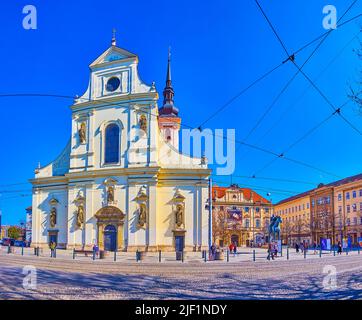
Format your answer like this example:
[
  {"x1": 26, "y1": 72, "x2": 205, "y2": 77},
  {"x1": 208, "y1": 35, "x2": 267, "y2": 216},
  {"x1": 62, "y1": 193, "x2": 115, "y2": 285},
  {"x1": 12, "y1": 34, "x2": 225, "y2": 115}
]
[{"x1": 30, "y1": 35, "x2": 211, "y2": 252}]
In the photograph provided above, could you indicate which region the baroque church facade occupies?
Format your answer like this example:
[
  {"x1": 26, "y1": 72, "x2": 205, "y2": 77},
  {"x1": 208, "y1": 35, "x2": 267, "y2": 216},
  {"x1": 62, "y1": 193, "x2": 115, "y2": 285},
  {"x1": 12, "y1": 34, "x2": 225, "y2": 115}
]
[{"x1": 30, "y1": 36, "x2": 211, "y2": 252}]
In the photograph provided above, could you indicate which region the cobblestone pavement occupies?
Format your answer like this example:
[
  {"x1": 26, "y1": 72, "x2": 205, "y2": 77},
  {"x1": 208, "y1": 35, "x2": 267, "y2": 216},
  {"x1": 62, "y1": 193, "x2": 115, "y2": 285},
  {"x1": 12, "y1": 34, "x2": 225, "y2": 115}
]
[{"x1": 0, "y1": 250, "x2": 361, "y2": 300}]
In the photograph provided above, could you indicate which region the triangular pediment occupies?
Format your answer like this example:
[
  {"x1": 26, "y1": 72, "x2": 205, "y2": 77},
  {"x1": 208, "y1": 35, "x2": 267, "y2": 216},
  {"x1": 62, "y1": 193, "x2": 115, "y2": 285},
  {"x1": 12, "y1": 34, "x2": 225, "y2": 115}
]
[{"x1": 90, "y1": 46, "x2": 137, "y2": 67}]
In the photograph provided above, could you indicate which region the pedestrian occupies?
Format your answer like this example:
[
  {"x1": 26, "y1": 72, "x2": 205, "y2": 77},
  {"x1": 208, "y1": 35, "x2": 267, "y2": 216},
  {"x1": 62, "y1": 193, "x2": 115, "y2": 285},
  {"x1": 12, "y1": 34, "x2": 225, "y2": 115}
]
[
  {"x1": 50, "y1": 241, "x2": 56, "y2": 257},
  {"x1": 229, "y1": 242, "x2": 234, "y2": 255},
  {"x1": 295, "y1": 242, "x2": 299, "y2": 253},
  {"x1": 267, "y1": 242, "x2": 274, "y2": 260},
  {"x1": 313, "y1": 241, "x2": 317, "y2": 255},
  {"x1": 300, "y1": 242, "x2": 304, "y2": 253},
  {"x1": 233, "y1": 242, "x2": 237, "y2": 257},
  {"x1": 337, "y1": 241, "x2": 342, "y2": 255}
]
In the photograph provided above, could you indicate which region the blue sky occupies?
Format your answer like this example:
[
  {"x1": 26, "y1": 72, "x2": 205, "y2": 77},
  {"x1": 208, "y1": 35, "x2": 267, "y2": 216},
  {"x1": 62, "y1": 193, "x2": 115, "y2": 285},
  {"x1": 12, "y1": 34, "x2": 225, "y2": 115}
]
[{"x1": 0, "y1": 0, "x2": 361, "y2": 225}]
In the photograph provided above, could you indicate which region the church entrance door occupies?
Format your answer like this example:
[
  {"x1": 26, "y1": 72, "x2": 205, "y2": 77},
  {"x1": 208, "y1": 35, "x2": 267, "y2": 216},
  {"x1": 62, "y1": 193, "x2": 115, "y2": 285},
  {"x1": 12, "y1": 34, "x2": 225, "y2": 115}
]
[{"x1": 104, "y1": 224, "x2": 117, "y2": 251}]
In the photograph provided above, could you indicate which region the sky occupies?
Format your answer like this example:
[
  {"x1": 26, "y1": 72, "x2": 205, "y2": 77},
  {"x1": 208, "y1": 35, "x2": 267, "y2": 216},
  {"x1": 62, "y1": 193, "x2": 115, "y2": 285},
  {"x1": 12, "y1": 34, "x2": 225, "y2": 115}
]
[{"x1": 0, "y1": 0, "x2": 361, "y2": 225}]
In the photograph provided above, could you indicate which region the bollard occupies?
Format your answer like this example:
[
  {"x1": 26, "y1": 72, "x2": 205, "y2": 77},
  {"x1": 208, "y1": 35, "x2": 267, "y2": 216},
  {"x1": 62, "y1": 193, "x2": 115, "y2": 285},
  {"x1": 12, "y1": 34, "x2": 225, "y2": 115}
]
[
  {"x1": 50, "y1": 249, "x2": 53, "y2": 258},
  {"x1": 93, "y1": 250, "x2": 95, "y2": 261},
  {"x1": 204, "y1": 250, "x2": 207, "y2": 262},
  {"x1": 73, "y1": 248, "x2": 75, "y2": 260},
  {"x1": 253, "y1": 250, "x2": 256, "y2": 262},
  {"x1": 333, "y1": 247, "x2": 336, "y2": 256},
  {"x1": 114, "y1": 250, "x2": 117, "y2": 262},
  {"x1": 136, "y1": 250, "x2": 139, "y2": 262},
  {"x1": 21, "y1": 244, "x2": 24, "y2": 256},
  {"x1": 346, "y1": 248, "x2": 348, "y2": 256},
  {"x1": 7, "y1": 245, "x2": 11, "y2": 254},
  {"x1": 358, "y1": 246, "x2": 360, "y2": 255},
  {"x1": 34, "y1": 247, "x2": 37, "y2": 255},
  {"x1": 159, "y1": 250, "x2": 161, "y2": 263},
  {"x1": 54, "y1": 248, "x2": 57, "y2": 258},
  {"x1": 37, "y1": 247, "x2": 40, "y2": 257},
  {"x1": 319, "y1": 248, "x2": 322, "y2": 258},
  {"x1": 181, "y1": 251, "x2": 184, "y2": 263},
  {"x1": 287, "y1": 247, "x2": 289, "y2": 260},
  {"x1": 227, "y1": 250, "x2": 229, "y2": 262},
  {"x1": 280, "y1": 245, "x2": 283, "y2": 257},
  {"x1": 304, "y1": 249, "x2": 306, "y2": 259}
]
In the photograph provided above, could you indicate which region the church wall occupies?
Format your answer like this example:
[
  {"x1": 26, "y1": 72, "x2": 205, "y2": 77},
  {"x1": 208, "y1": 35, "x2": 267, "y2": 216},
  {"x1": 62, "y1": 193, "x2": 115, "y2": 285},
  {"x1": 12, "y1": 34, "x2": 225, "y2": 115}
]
[{"x1": 31, "y1": 187, "x2": 68, "y2": 248}]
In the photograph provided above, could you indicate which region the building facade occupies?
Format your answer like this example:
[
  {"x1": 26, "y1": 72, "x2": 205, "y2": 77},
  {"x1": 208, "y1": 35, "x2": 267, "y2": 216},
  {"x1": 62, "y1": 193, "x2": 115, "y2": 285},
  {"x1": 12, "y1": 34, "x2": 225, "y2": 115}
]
[
  {"x1": 275, "y1": 173, "x2": 362, "y2": 246},
  {"x1": 212, "y1": 185, "x2": 272, "y2": 247},
  {"x1": 30, "y1": 37, "x2": 211, "y2": 252},
  {"x1": 333, "y1": 175, "x2": 362, "y2": 244},
  {"x1": 274, "y1": 192, "x2": 311, "y2": 245}
]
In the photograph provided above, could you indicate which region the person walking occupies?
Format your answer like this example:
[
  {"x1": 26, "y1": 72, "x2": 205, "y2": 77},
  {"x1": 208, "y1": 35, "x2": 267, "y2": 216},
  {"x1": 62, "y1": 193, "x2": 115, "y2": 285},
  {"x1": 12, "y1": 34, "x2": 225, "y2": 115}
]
[
  {"x1": 233, "y1": 242, "x2": 237, "y2": 257},
  {"x1": 295, "y1": 242, "x2": 299, "y2": 253},
  {"x1": 267, "y1": 242, "x2": 274, "y2": 260},
  {"x1": 229, "y1": 242, "x2": 234, "y2": 256},
  {"x1": 300, "y1": 242, "x2": 304, "y2": 254},
  {"x1": 337, "y1": 241, "x2": 342, "y2": 255}
]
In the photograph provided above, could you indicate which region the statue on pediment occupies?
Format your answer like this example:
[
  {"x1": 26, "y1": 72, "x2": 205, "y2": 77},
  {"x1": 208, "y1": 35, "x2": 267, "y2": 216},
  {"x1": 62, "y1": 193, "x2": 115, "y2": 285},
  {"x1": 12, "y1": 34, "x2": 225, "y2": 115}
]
[
  {"x1": 175, "y1": 204, "x2": 184, "y2": 228},
  {"x1": 50, "y1": 207, "x2": 57, "y2": 228},
  {"x1": 76, "y1": 204, "x2": 85, "y2": 228},
  {"x1": 139, "y1": 114, "x2": 147, "y2": 133},
  {"x1": 78, "y1": 122, "x2": 86, "y2": 143},
  {"x1": 107, "y1": 185, "x2": 114, "y2": 203},
  {"x1": 138, "y1": 203, "x2": 147, "y2": 227}
]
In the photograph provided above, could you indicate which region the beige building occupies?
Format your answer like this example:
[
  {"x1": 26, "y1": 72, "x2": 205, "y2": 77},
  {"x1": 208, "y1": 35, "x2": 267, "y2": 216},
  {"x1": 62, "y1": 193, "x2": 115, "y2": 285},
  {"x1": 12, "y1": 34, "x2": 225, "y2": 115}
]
[
  {"x1": 275, "y1": 173, "x2": 362, "y2": 246},
  {"x1": 333, "y1": 175, "x2": 362, "y2": 244},
  {"x1": 212, "y1": 184, "x2": 272, "y2": 247},
  {"x1": 274, "y1": 192, "x2": 311, "y2": 245}
]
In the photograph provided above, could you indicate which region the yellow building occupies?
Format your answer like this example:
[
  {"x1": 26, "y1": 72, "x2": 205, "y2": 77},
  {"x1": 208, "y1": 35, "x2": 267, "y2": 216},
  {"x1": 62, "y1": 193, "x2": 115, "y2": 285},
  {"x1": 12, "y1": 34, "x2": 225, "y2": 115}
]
[
  {"x1": 333, "y1": 174, "x2": 362, "y2": 244},
  {"x1": 212, "y1": 184, "x2": 272, "y2": 247},
  {"x1": 274, "y1": 192, "x2": 311, "y2": 245}
]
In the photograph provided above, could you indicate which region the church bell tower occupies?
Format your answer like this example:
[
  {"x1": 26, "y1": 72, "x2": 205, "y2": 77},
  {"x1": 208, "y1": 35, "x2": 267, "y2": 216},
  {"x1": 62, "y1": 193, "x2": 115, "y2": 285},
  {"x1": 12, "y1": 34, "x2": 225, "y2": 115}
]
[{"x1": 158, "y1": 48, "x2": 181, "y2": 150}]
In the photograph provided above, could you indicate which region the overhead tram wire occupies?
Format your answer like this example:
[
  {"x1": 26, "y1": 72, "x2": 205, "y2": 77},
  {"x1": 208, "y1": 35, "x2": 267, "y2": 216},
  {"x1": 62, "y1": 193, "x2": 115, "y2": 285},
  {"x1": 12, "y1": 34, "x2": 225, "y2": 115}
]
[
  {"x1": 244, "y1": 31, "x2": 362, "y2": 156},
  {"x1": 250, "y1": 0, "x2": 360, "y2": 176},
  {"x1": 239, "y1": 31, "x2": 361, "y2": 169},
  {"x1": 195, "y1": 10, "x2": 362, "y2": 129},
  {"x1": 243, "y1": 0, "x2": 358, "y2": 145},
  {"x1": 255, "y1": 0, "x2": 362, "y2": 136}
]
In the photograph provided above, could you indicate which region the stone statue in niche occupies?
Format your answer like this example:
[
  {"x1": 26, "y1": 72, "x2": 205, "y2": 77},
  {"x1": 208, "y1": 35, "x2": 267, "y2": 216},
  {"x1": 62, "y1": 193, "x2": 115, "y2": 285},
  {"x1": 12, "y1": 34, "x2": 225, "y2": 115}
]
[
  {"x1": 175, "y1": 204, "x2": 184, "y2": 228},
  {"x1": 138, "y1": 203, "x2": 147, "y2": 227},
  {"x1": 76, "y1": 204, "x2": 85, "y2": 228},
  {"x1": 107, "y1": 185, "x2": 114, "y2": 203},
  {"x1": 78, "y1": 122, "x2": 86, "y2": 143},
  {"x1": 50, "y1": 207, "x2": 57, "y2": 228},
  {"x1": 139, "y1": 114, "x2": 147, "y2": 133}
]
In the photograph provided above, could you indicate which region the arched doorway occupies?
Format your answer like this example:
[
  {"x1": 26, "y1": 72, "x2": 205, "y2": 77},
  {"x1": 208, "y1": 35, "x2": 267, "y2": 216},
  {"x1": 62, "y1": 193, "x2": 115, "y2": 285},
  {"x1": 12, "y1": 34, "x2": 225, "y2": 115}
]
[
  {"x1": 231, "y1": 234, "x2": 239, "y2": 247},
  {"x1": 104, "y1": 224, "x2": 117, "y2": 251},
  {"x1": 95, "y1": 206, "x2": 125, "y2": 251}
]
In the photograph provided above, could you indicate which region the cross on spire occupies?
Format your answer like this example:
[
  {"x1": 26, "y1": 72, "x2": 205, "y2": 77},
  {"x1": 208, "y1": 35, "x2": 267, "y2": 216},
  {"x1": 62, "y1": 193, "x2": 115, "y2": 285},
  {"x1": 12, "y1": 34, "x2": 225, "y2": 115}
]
[{"x1": 111, "y1": 28, "x2": 117, "y2": 46}]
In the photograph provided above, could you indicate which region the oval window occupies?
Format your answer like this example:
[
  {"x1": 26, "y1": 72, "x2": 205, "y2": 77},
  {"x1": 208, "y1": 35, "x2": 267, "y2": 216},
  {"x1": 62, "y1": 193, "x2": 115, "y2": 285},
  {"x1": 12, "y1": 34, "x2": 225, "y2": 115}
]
[{"x1": 106, "y1": 77, "x2": 120, "y2": 92}]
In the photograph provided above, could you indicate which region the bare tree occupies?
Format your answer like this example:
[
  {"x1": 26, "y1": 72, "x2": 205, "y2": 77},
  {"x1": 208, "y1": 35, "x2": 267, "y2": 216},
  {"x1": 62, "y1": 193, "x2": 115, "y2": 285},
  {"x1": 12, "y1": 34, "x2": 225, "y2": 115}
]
[
  {"x1": 281, "y1": 219, "x2": 293, "y2": 245},
  {"x1": 212, "y1": 209, "x2": 228, "y2": 245},
  {"x1": 293, "y1": 217, "x2": 309, "y2": 242}
]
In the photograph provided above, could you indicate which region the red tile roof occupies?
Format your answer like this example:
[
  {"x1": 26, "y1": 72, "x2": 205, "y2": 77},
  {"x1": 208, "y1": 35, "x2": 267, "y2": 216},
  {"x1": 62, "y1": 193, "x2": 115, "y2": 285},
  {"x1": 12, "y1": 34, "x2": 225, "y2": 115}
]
[{"x1": 212, "y1": 186, "x2": 270, "y2": 204}]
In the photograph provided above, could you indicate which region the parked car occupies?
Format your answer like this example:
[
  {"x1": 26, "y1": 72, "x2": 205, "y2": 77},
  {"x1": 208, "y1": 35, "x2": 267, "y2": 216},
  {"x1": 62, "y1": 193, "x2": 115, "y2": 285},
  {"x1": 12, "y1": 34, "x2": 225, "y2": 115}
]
[
  {"x1": 14, "y1": 240, "x2": 25, "y2": 247},
  {"x1": 2, "y1": 238, "x2": 15, "y2": 246}
]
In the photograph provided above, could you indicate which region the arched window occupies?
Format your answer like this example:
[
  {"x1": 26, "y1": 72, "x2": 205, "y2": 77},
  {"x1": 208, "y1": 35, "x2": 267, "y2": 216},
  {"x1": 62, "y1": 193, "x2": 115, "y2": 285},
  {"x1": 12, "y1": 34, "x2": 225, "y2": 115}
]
[{"x1": 105, "y1": 124, "x2": 120, "y2": 164}]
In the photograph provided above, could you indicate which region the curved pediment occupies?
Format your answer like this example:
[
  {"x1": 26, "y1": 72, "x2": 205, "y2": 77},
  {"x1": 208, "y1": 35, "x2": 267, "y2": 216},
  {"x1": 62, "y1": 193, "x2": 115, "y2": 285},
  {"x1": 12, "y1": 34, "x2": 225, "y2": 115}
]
[{"x1": 95, "y1": 206, "x2": 125, "y2": 222}]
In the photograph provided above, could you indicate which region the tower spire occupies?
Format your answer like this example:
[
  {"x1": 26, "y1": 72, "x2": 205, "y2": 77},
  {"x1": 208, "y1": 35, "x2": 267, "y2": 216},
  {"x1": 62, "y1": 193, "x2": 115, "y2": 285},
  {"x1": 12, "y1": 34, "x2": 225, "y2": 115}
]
[
  {"x1": 160, "y1": 46, "x2": 179, "y2": 116},
  {"x1": 111, "y1": 28, "x2": 117, "y2": 46}
]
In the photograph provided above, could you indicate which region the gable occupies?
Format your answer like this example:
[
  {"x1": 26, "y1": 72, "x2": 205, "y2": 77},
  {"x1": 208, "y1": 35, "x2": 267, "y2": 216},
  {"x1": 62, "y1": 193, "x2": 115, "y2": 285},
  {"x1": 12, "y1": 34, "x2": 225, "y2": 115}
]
[{"x1": 90, "y1": 46, "x2": 137, "y2": 68}]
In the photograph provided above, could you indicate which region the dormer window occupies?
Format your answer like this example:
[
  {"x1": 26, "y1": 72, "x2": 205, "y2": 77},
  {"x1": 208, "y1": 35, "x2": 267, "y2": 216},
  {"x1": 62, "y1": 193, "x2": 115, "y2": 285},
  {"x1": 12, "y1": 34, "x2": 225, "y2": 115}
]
[{"x1": 106, "y1": 77, "x2": 120, "y2": 92}]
